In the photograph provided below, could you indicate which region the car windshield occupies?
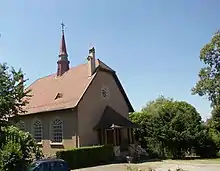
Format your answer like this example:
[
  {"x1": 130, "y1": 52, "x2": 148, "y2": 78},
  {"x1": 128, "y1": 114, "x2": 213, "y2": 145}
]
[{"x1": 28, "y1": 162, "x2": 40, "y2": 171}]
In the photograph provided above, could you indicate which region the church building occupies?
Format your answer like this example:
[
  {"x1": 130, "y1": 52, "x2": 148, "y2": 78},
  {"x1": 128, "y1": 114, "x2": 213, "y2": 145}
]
[{"x1": 15, "y1": 24, "x2": 137, "y2": 156}]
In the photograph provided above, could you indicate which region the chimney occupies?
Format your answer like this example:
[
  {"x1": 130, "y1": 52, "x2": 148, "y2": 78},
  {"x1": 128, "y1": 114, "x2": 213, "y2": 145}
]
[
  {"x1": 57, "y1": 22, "x2": 70, "y2": 77},
  {"x1": 87, "y1": 47, "x2": 96, "y2": 77}
]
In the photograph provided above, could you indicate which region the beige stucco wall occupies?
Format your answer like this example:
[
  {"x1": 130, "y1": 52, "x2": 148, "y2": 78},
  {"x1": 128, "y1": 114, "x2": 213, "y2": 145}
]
[
  {"x1": 77, "y1": 70, "x2": 130, "y2": 146},
  {"x1": 14, "y1": 109, "x2": 77, "y2": 156}
]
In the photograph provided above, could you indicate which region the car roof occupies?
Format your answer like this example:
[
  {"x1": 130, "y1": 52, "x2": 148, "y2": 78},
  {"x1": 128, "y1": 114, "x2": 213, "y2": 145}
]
[{"x1": 35, "y1": 159, "x2": 66, "y2": 164}]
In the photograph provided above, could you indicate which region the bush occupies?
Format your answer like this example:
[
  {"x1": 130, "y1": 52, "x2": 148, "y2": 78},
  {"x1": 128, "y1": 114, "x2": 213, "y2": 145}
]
[
  {"x1": 216, "y1": 150, "x2": 220, "y2": 158},
  {"x1": 195, "y1": 130, "x2": 218, "y2": 158},
  {"x1": 56, "y1": 145, "x2": 114, "y2": 169},
  {"x1": 0, "y1": 141, "x2": 23, "y2": 171},
  {"x1": 0, "y1": 126, "x2": 43, "y2": 171}
]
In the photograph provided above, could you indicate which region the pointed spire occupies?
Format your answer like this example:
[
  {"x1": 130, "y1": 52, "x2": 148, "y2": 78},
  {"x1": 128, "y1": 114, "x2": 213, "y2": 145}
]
[
  {"x1": 59, "y1": 21, "x2": 68, "y2": 57},
  {"x1": 57, "y1": 21, "x2": 70, "y2": 76}
]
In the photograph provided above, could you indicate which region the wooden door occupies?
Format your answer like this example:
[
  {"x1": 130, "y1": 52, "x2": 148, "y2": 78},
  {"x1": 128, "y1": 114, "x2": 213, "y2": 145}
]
[{"x1": 106, "y1": 129, "x2": 114, "y2": 145}]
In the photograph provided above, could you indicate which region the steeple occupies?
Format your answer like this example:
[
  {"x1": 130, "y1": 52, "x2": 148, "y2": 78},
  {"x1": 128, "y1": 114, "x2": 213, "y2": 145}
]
[
  {"x1": 59, "y1": 22, "x2": 68, "y2": 57},
  {"x1": 57, "y1": 21, "x2": 70, "y2": 76}
]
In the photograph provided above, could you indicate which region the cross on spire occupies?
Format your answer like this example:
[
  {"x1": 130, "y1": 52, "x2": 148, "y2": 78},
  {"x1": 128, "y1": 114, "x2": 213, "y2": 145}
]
[
  {"x1": 57, "y1": 21, "x2": 69, "y2": 76},
  {"x1": 59, "y1": 21, "x2": 68, "y2": 57},
  {"x1": 61, "y1": 21, "x2": 65, "y2": 33}
]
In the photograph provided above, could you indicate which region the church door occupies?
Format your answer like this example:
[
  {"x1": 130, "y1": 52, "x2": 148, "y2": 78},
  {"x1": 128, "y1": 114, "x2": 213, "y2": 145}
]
[{"x1": 106, "y1": 129, "x2": 114, "y2": 145}]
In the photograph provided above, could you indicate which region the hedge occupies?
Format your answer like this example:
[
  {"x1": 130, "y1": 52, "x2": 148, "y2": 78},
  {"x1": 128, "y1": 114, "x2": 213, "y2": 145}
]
[{"x1": 56, "y1": 145, "x2": 114, "y2": 169}]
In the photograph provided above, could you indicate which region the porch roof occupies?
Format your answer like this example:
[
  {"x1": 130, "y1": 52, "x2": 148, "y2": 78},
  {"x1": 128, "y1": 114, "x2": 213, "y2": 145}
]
[{"x1": 94, "y1": 106, "x2": 138, "y2": 130}]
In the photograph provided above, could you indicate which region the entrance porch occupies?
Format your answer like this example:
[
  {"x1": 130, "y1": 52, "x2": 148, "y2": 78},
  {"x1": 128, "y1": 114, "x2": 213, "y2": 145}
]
[
  {"x1": 94, "y1": 106, "x2": 138, "y2": 156},
  {"x1": 97, "y1": 127, "x2": 135, "y2": 156}
]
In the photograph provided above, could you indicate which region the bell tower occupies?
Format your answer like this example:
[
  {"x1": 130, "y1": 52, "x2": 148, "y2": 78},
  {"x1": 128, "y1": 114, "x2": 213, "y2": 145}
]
[{"x1": 57, "y1": 22, "x2": 70, "y2": 76}]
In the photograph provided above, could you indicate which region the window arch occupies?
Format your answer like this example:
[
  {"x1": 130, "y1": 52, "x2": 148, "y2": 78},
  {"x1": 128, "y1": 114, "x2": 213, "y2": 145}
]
[
  {"x1": 33, "y1": 119, "x2": 42, "y2": 143},
  {"x1": 16, "y1": 121, "x2": 26, "y2": 131},
  {"x1": 51, "y1": 118, "x2": 63, "y2": 143}
]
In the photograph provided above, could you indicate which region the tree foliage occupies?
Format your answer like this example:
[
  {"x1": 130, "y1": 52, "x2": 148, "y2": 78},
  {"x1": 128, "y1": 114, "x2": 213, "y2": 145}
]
[
  {"x1": 130, "y1": 96, "x2": 216, "y2": 158},
  {"x1": 0, "y1": 63, "x2": 42, "y2": 171},
  {"x1": 192, "y1": 30, "x2": 220, "y2": 151},
  {"x1": 0, "y1": 140, "x2": 23, "y2": 171},
  {"x1": 0, "y1": 126, "x2": 43, "y2": 171},
  {"x1": 192, "y1": 30, "x2": 220, "y2": 107},
  {"x1": 0, "y1": 63, "x2": 30, "y2": 123}
]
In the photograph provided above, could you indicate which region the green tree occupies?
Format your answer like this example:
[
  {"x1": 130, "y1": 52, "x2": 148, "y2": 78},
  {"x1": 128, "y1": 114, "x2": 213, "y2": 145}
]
[
  {"x1": 0, "y1": 141, "x2": 23, "y2": 171},
  {"x1": 206, "y1": 107, "x2": 220, "y2": 149},
  {"x1": 209, "y1": 107, "x2": 220, "y2": 132},
  {"x1": 192, "y1": 30, "x2": 220, "y2": 107},
  {"x1": 0, "y1": 63, "x2": 30, "y2": 124},
  {"x1": 0, "y1": 63, "x2": 42, "y2": 171},
  {"x1": 0, "y1": 62, "x2": 30, "y2": 146},
  {"x1": 194, "y1": 127, "x2": 217, "y2": 158},
  {"x1": 0, "y1": 126, "x2": 43, "y2": 171},
  {"x1": 192, "y1": 30, "x2": 220, "y2": 151},
  {"x1": 130, "y1": 96, "x2": 205, "y2": 158}
]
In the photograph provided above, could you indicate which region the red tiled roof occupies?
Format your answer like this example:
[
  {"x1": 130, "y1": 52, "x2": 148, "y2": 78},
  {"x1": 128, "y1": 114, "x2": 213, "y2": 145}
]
[
  {"x1": 22, "y1": 59, "x2": 134, "y2": 115},
  {"x1": 23, "y1": 62, "x2": 97, "y2": 114}
]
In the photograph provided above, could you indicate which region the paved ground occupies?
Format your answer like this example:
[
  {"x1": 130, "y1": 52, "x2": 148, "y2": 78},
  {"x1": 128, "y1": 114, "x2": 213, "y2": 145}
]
[{"x1": 74, "y1": 160, "x2": 220, "y2": 171}]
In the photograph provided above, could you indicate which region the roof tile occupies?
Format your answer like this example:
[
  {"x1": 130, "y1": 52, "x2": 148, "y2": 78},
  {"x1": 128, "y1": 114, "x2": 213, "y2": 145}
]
[{"x1": 23, "y1": 62, "x2": 98, "y2": 114}]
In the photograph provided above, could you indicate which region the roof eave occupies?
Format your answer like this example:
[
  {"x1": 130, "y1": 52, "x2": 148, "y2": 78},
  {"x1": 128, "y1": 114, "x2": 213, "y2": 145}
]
[{"x1": 18, "y1": 106, "x2": 76, "y2": 116}]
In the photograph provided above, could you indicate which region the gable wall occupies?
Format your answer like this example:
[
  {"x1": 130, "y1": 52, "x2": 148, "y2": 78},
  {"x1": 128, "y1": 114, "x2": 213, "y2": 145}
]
[
  {"x1": 13, "y1": 109, "x2": 77, "y2": 156},
  {"x1": 77, "y1": 70, "x2": 129, "y2": 146}
]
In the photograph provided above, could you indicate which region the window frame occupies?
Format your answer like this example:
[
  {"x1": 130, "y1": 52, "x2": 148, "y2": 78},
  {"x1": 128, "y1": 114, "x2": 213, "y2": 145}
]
[
  {"x1": 32, "y1": 119, "x2": 43, "y2": 144},
  {"x1": 50, "y1": 117, "x2": 63, "y2": 145}
]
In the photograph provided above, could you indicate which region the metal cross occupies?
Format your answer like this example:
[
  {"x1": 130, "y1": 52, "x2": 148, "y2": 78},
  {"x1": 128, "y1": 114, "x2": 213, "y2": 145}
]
[{"x1": 61, "y1": 21, "x2": 65, "y2": 32}]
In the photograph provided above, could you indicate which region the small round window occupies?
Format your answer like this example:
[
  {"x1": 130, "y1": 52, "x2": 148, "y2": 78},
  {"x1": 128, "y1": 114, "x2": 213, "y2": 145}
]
[{"x1": 101, "y1": 87, "x2": 110, "y2": 99}]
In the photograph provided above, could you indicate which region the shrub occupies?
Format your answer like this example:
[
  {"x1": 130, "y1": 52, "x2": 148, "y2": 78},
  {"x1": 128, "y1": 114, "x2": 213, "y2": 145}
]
[
  {"x1": 0, "y1": 141, "x2": 23, "y2": 171},
  {"x1": 216, "y1": 150, "x2": 220, "y2": 157},
  {"x1": 195, "y1": 130, "x2": 218, "y2": 158},
  {"x1": 56, "y1": 145, "x2": 114, "y2": 169},
  {"x1": 0, "y1": 126, "x2": 43, "y2": 171}
]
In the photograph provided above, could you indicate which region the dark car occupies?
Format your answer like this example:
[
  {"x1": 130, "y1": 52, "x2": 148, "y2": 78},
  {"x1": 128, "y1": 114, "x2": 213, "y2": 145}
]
[{"x1": 28, "y1": 159, "x2": 71, "y2": 171}]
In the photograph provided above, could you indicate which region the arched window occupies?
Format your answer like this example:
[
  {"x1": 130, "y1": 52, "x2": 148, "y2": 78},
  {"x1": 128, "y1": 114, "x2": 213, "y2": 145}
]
[
  {"x1": 51, "y1": 118, "x2": 63, "y2": 143},
  {"x1": 16, "y1": 121, "x2": 26, "y2": 132},
  {"x1": 33, "y1": 120, "x2": 42, "y2": 143}
]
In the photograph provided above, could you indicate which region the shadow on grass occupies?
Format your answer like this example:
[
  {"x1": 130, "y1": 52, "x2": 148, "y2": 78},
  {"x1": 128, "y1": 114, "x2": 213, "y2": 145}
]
[
  {"x1": 114, "y1": 155, "x2": 164, "y2": 164},
  {"x1": 133, "y1": 157, "x2": 163, "y2": 164}
]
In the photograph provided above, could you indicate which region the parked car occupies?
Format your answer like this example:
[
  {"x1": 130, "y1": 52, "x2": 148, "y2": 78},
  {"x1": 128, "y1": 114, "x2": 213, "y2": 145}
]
[{"x1": 28, "y1": 159, "x2": 71, "y2": 171}]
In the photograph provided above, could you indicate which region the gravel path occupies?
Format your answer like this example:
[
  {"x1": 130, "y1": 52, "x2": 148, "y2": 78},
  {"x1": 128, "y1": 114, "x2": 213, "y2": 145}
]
[{"x1": 74, "y1": 160, "x2": 220, "y2": 171}]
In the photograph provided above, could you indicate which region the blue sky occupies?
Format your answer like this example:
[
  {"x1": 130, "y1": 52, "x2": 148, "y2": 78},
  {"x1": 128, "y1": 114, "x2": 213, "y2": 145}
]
[{"x1": 0, "y1": 0, "x2": 219, "y2": 120}]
